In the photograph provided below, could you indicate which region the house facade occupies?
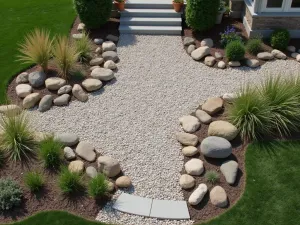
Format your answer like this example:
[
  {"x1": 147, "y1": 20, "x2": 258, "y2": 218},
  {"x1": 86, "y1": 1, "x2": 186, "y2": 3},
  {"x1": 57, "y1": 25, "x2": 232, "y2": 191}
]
[{"x1": 230, "y1": 0, "x2": 300, "y2": 38}]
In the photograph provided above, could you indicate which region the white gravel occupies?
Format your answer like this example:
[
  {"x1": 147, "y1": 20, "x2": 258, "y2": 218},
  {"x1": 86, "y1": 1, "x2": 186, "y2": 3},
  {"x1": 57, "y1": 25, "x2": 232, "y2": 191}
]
[{"x1": 28, "y1": 35, "x2": 300, "y2": 225}]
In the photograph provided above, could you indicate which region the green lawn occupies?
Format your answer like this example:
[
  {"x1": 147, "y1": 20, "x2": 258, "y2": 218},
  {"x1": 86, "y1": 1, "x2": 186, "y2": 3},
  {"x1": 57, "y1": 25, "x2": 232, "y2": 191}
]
[
  {"x1": 202, "y1": 140, "x2": 300, "y2": 225},
  {"x1": 0, "y1": 0, "x2": 76, "y2": 104}
]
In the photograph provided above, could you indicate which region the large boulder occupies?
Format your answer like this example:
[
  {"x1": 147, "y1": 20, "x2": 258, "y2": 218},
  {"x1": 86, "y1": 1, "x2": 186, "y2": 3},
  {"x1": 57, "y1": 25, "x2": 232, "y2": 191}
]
[
  {"x1": 200, "y1": 136, "x2": 232, "y2": 158},
  {"x1": 75, "y1": 141, "x2": 96, "y2": 162},
  {"x1": 68, "y1": 160, "x2": 84, "y2": 173},
  {"x1": 28, "y1": 71, "x2": 46, "y2": 88},
  {"x1": 55, "y1": 133, "x2": 79, "y2": 146},
  {"x1": 208, "y1": 120, "x2": 239, "y2": 141},
  {"x1": 271, "y1": 49, "x2": 287, "y2": 59},
  {"x1": 220, "y1": 160, "x2": 238, "y2": 185},
  {"x1": 176, "y1": 133, "x2": 198, "y2": 146},
  {"x1": 45, "y1": 77, "x2": 66, "y2": 91},
  {"x1": 201, "y1": 97, "x2": 223, "y2": 115},
  {"x1": 53, "y1": 94, "x2": 70, "y2": 106},
  {"x1": 116, "y1": 176, "x2": 132, "y2": 188},
  {"x1": 200, "y1": 38, "x2": 213, "y2": 48},
  {"x1": 191, "y1": 47, "x2": 210, "y2": 61},
  {"x1": 195, "y1": 110, "x2": 212, "y2": 124},
  {"x1": 0, "y1": 105, "x2": 21, "y2": 115},
  {"x1": 82, "y1": 78, "x2": 103, "y2": 92},
  {"x1": 16, "y1": 84, "x2": 32, "y2": 98},
  {"x1": 97, "y1": 156, "x2": 121, "y2": 177},
  {"x1": 72, "y1": 84, "x2": 88, "y2": 102},
  {"x1": 210, "y1": 186, "x2": 228, "y2": 208},
  {"x1": 188, "y1": 183, "x2": 208, "y2": 205},
  {"x1": 16, "y1": 72, "x2": 29, "y2": 84},
  {"x1": 38, "y1": 95, "x2": 53, "y2": 112},
  {"x1": 182, "y1": 146, "x2": 198, "y2": 157},
  {"x1": 91, "y1": 68, "x2": 115, "y2": 81},
  {"x1": 185, "y1": 159, "x2": 204, "y2": 176},
  {"x1": 257, "y1": 52, "x2": 274, "y2": 60},
  {"x1": 23, "y1": 93, "x2": 41, "y2": 109},
  {"x1": 102, "y1": 51, "x2": 119, "y2": 62},
  {"x1": 179, "y1": 115, "x2": 200, "y2": 133},
  {"x1": 179, "y1": 174, "x2": 195, "y2": 189},
  {"x1": 102, "y1": 41, "x2": 116, "y2": 52}
]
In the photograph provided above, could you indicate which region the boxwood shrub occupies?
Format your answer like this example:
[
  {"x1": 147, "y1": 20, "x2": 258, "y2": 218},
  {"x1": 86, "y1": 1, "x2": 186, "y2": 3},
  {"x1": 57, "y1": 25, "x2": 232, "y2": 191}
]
[
  {"x1": 270, "y1": 29, "x2": 290, "y2": 50},
  {"x1": 225, "y1": 40, "x2": 245, "y2": 61},
  {"x1": 73, "y1": 0, "x2": 112, "y2": 28},
  {"x1": 185, "y1": 0, "x2": 220, "y2": 31}
]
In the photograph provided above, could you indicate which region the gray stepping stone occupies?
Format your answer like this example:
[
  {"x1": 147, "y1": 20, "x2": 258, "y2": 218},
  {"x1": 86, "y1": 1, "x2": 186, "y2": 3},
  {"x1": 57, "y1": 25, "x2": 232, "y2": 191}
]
[
  {"x1": 150, "y1": 199, "x2": 190, "y2": 219},
  {"x1": 113, "y1": 193, "x2": 152, "y2": 217}
]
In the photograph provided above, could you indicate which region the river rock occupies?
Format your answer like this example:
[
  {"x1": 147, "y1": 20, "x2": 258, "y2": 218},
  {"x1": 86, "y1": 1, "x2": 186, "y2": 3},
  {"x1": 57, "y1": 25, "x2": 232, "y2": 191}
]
[
  {"x1": 57, "y1": 85, "x2": 72, "y2": 95},
  {"x1": 116, "y1": 176, "x2": 132, "y2": 188},
  {"x1": 16, "y1": 84, "x2": 32, "y2": 98},
  {"x1": 201, "y1": 38, "x2": 213, "y2": 48},
  {"x1": 201, "y1": 97, "x2": 223, "y2": 115},
  {"x1": 68, "y1": 160, "x2": 84, "y2": 173},
  {"x1": 107, "y1": 181, "x2": 115, "y2": 192},
  {"x1": 291, "y1": 52, "x2": 299, "y2": 59},
  {"x1": 257, "y1": 52, "x2": 274, "y2": 60},
  {"x1": 55, "y1": 132, "x2": 79, "y2": 146},
  {"x1": 23, "y1": 93, "x2": 41, "y2": 109},
  {"x1": 86, "y1": 166, "x2": 97, "y2": 178},
  {"x1": 16, "y1": 72, "x2": 29, "y2": 84},
  {"x1": 188, "y1": 183, "x2": 208, "y2": 205},
  {"x1": 191, "y1": 46, "x2": 210, "y2": 61},
  {"x1": 104, "y1": 60, "x2": 117, "y2": 70},
  {"x1": 182, "y1": 146, "x2": 198, "y2": 157},
  {"x1": 200, "y1": 136, "x2": 232, "y2": 158},
  {"x1": 220, "y1": 160, "x2": 238, "y2": 185},
  {"x1": 90, "y1": 58, "x2": 104, "y2": 66},
  {"x1": 176, "y1": 133, "x2": 198, "y2": 146},
  {"x1": 204, "y1": 56, "x2": 216, "y2": 67},
  {"x1": 228, "y1": 61, "x2": 241, "y2": 67},
  {"x1": 72, "y1": 33, "x2": 83, "y2": 40},
  {"x1": 45, "y1": 77, "x2": 66, "y2": 91},
  {"x1": 215, "y1": 52, "x2": 223, "y2": 59},
  {"x1": 82, "y1": 78, "x2": 103, "y2": 92},
  {"x1": 102, "y1": 41, "x2": 116, "y2": 52},
  {"x1": 246, "y1": 59, "x2": 260, "y2": 68},
  {"x1": 72, "y1": 84, "x2": 88, "y2": 102},
  {"x1": 77, "y1": 23, "x2": 85, "y2": 32},
  {"x1": 185, "y1": 159, "x2": 204, "y2": 176},
  {"x1": 180, "y1": 174, "x2": 195, "y2": 189},
  {"x1": 297, "y1": 54, "x2": 300, "y2": 62},
  {"x1": 208, "y1": 120, "x2": 239, "y2": 141},
  {"x1": 28, "y1": 71, "x2": 46, "y2": 88},
  {"x1": 53, "y1": 94, "x2": 70, "y2": 106},
  {"x1": 106, "y1": 34, "x2": 119, "y2": 42},
  {"x1": 64, "y1": 147, "x2": 76, "y2": 160},
  {"x1": 272, "y1": 49, "x2": 287, "y2": 59},
  {"x1": 94, "y1": 38, "x2": 103, "y2": 45},
  {"x1": 179, "y1": 115, "x2": 200, "y2": 133},
  {"x1": 187, "y1": 44, "x2": 196, "y2": 55},
  {"x1": 38, "y1": 95, "x2": 53, "y2": 112},
  {"x1": 195, "y1": 109, "x2": 212, "y2": 124},
  {"x1": 210, "y1": 186, "x2": 228, "y2": 208},
  {"x1": 91, "y1": 68, "x2": 115, "y2": 81},
  {"x1": 75, "y1": 141, "x2": 96, "y2": 162},
  {"x1": 287, "y1": 46, "x2": 296, "y2": 52},
  {"x1": 217, "y1": 61, "x2": 226, "y2": 69},
  {"x1": 183, "y1": 37, "x2": 195, "y2": 46},
  {"x1": 97, "y1": 156, "x2": 121, "y2": 177},
  {"x1": 102, "y1": 51, "x2": 119, "y2": 62}
]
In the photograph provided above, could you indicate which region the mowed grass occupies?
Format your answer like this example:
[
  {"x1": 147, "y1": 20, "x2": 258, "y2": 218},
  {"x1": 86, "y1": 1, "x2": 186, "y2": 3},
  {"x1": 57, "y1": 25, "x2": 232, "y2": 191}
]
[
  {"x1": 5, "y1": 211, "x2": 107, "y2": 225},
  {"x1": 202, "y1": 140, "x2": 300, "y2": 225},
  {"x1": 0, "y1": 0, "x2": 76, "y2": 104}
]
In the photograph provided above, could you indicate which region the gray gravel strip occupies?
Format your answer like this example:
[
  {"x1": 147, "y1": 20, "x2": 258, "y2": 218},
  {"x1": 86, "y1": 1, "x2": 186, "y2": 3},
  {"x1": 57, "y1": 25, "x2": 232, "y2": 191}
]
[{"x1": 28, "y1": 34, "x2": 300, "y2": 225}]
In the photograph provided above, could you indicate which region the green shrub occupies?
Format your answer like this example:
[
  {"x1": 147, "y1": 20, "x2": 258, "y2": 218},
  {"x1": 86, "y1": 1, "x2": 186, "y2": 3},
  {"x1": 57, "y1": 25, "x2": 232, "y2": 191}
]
[
  {"x1": 0, "y1": 112, "x2": 36, "y2": 162},
  {"x1": 205, "y1": 170, "x2": 220, "y2": 185},
  {"x1": 59, "y1": 168, "x2": 83, "y2": 194},
  {"x1": 73, "y1": 0, "x2": 112, "y2": 29},
  {"x1": 39, "y1": 136, "x2": 63, "y2": 169},
  {"x1": 0, "y1": 150, "x2": 5, "y2": 167},
  {"x1": 270, "y1": 29, "x2": 290, "y2": 50},
  {"x1": 0, "y1": 178, "x2": 22, "y2": 211},
  {"x1": 24, "y1": 172, "x2": 44, "y2": 192},
  {"x1": 75, "y1": 32, "x2": 93, "y2": 63},
  {"x1": 246, "y1": 38, "x2": 262, "y2": 55},
  {"x1": 225, "y1": 40, "x2": 245, "y2": 61},
  {"x1": 229, "y1": 86, "x2": 274, "y2": 141},
  {"x1": 185, "y1": 0, "x2": 220, "y2": 31},
  {"x1": 88, "y1": 174, "x2": 108, "y2": 198}
]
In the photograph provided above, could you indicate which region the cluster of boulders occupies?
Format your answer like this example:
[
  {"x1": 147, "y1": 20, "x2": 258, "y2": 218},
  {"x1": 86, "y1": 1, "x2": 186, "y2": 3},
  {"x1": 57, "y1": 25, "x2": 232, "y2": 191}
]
[
  {"x1": 184, "y1": 37, "x2": 300, "y2": 69},
  {"x1": 14, "y1": 24, "x2": 120, "y2": 112},
  {"x1": 176, "y1": 94, "x2": 240, "y2": 208},
  {"x1": 43, "y1": 131, "x2": 131, "y2": 190}
]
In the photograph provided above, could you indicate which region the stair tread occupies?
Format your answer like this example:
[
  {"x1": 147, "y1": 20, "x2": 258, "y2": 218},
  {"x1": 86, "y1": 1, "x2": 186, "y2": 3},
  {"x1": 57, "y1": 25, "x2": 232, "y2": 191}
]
[
  {"x1": 122, "y1": 8, "x2": 182, "y2": 13},
  {"x1": 119, "y1": 25, "x2": 182, "y2": 30},
  {"x1": 120, "y1": 17, "x2": 182, "y2": 22},
  {"x1": 126, "y1": 0, "x2": 171, "y2": 4}
]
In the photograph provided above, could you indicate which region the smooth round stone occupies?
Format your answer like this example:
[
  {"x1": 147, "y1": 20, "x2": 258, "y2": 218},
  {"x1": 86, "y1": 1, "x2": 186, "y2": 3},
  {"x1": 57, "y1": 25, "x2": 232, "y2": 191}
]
[
  {"x1": 68, "y1": 160, "x2": 84, "y2": 173},
  {"x1": 82, "y1": 78, "x2": 103, "y2": 92},
  {"x1": 185, "y1": 159, "x2": 204, "y2": 176},
  {"x1": 116, "y1": 176, "x2": 132, "y2": 188},
  {"x1": 200, "y1": 38, "x2": 213, "y2": 48},
  {"x1": 287, "y1": 45, "x2": 296, "y2": 52},
  {"x1": 183, "y1": 37, "x2": 195, "y2": 46},
  {"x1": 75, "y1": 141, "x2": 96, "y2": 162},
  {"x1": 201, "y1": 97, "x2": 223, "y2": 116},
  {"x1": 107, "y1": 181, "x2": 115, "y2": 192},
  {"x1": 16, "y1": 84, "x2": 32, "y2": 98},
  {"x1": 187, "y1": 45, "x2": 196, "y2": 55},
  {"x1": 208, "y1": 120, "x2": 239, "y2": 141},
  {"x1": 102, "y1": 41, "x2": 116, "y2": 52},
  {"x1": 53, "y1": 94, "x2": 70, "y2": 106},
  {"x1": 200, "y1": 136, "x2": 232, "y2": 158},
  {"x1": 16, "y1": 72, "x2": 29, "y2": 84},
  {"x1": 72, "y1": 33, "x2": 83, "y2": 39},
  {"x1": 102, "y1": 51, "x2": 119, "y2": 62},
  {"x1": 89, "y1": 66, "x2": 100, "y2": 72},
  {"x1": 228, "y1": 61, "x2": 241, "y2": 67},
  {"x1": 179, "y1": 115, "x2": 200, "y2": 133},
  {"x1": 191, "y1": 46, "x2": 210, "y2": 61},
  {"x1": 182, "y1": 146, "x2": 198, "y2": 157},
  {"x1": 86, "y1": 166, "x2": 97, "y2": 178},
  {"x1": 291, "y1": 52, "x2": 299, "y2": 59},
  {"x1": 72, "y1": 84, "x2": 88, "y2": 102},
  {"x1": 195, "y1": 110, "x2": 212, "y2": 124},
  {"x1": 45, "y1": 77, "x2": 66, "y2": 91},
  {"x1": 91, "y1": 68, "x2": 115, "y2": 81},
  {"x1": 176, "y1": 133, "x2": 198, "y2": 146},
  {"x1": 222, "y1": 93, "x2": 238, "y2": 102},
  {"x1": 77, "y1": 23, "x2": 85, "y2": 32},
  {"x1": 64, "y1": 147, "x2": 76, "y2": 160},
  {"x1": 106, "y1": 34, "x2": 119, "y2": 42},
  {"x1": 179, "y1": 174, "x2": 195, "y2": 189},
  {"x1": 257, "y1": 52, "x2": 274, "y2": 60},
  {"x1": 246, "y1": 59, "x2": 260, "y2": 68},
  {"x1": 210, "y1": 186, "x2": 228, "y2": 208},
  {"x1": 94, "y1": 38, "x2": 104, "y2": 45},
  {"x1": 220, "y1": 160, "x2": 238, "y2": 185},
  {"x1": 95, "y1": 47, "x2": 102, "y2": 54},
  {"x1": 90, "y1": 57, "x2": 104, "y2": 66},
  {"x1": 28, "y1": 71, "x2": 46, "y2": 88},
  {"x1": 58, "y1": 85, "x2": 72, "y2": 95},
  {"x1": 297, "y1": 54, "x2": 300, "y2": 62},
  {"x1": 271, "y1": 49, "x2": 287, "y2": 59},
  {"x1": 38, "y1": 95, "x2": 53, "y2": 112},
  {"x1": 204, "y1": 56, "x2": 216, "y2": 67},
  {"x1": 23, "y1": 93, "x2": 41, "y2": 109},
  {"x1": 55, "y1": 132, "x2": 79, "y2": 146},
  {"x1": 188, "y1": 183, "x2": 208, "y2": 205},
  {"x1": 215, "y1": 52, "x2": 223, "y2": 59},
  {"x1": 104, "y1": 60, "x2": 117, "y2": 70},
  {"x1": 217, "y1": 61, "x2": 226, "y2": 69},
  {"x1": 97, "y1": 156, "x2": 121, "y2": 178}
]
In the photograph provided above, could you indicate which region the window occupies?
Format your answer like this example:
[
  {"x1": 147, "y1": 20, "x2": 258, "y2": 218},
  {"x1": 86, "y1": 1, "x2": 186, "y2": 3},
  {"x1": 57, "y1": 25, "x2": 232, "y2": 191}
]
[
  {"x1": 267, "y1": 0, "x2": 283, "y2": 8},
  {"x1": 261, "y1": 0, "x2": 300, "y2": 12},
  {"x1": 291, "y1": 0, "x2": 300, "y2": 7}
]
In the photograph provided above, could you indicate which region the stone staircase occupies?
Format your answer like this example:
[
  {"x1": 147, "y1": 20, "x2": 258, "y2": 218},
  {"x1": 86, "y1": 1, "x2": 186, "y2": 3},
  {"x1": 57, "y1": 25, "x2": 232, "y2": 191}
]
[{"x1": 119, "y1": 0, "x2": 182, "y2": 35}]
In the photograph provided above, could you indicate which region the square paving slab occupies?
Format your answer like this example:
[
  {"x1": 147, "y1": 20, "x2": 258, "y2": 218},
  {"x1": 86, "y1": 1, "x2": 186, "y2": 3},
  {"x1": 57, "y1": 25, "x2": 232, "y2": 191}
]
[
  {"x1": 150, "y1": 199, "x2": 190, "y2": 220},
  {"x1": 113, "y1": 193, "x2": 153, "y2": 217}
]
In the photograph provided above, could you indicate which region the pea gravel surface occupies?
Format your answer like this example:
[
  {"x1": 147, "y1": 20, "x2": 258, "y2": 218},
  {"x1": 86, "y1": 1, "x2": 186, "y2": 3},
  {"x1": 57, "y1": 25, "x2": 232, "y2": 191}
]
[{"x1": 29, "y1": 35, "x2": 300, "y2": 225}]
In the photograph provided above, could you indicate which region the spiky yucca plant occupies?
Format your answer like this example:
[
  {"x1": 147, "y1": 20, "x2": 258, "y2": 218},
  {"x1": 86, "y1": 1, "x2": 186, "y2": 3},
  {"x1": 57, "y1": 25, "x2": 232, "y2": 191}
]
[
  {"x1": 52, "y1": 35, "x2": 79, "y2": 80},
  {"x1": 0, "y1": 112, "x2": 36, "y2": 162},
  {"x1": 75, "y1": 32, "x2": 93, "y2": 63},
  {"x1": 18, "y1": 29, "x2": 53, "y2": 72}
]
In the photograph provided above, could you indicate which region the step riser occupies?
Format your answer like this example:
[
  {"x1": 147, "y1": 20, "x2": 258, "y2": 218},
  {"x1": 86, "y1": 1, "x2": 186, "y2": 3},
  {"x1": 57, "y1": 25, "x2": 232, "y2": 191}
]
[
  {"x1": 125, "y1": 4, "x2": 173, "y2": 9},
  {"x1": 120, "y1": 21, "x2": 181, "y2": 26},
  {"x1": 121, "y1": 12, "x2": 182, "y2": 17},
  {"x1": 120, "y1": 29, "x2": 181, "y2": 35}
]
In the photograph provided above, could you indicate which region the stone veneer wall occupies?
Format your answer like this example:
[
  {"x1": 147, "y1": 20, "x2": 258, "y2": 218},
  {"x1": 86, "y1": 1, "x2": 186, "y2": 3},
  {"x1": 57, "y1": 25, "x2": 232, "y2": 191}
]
[{"x1": 229, "y1": 0, "x2": 245, "y2": 18}]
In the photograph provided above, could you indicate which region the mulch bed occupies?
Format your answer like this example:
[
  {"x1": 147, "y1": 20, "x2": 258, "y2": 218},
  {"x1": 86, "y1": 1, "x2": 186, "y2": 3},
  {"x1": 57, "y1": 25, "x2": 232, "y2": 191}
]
[
  {"x1": 181, "y1": 103, "x2": 246, "y2": 224},
  {"x1": 183, "y1": 15, "x2": 300, "y2": 69},
  {"x1": 7, "y1": 16, "x2": 120, "y2": 105}
]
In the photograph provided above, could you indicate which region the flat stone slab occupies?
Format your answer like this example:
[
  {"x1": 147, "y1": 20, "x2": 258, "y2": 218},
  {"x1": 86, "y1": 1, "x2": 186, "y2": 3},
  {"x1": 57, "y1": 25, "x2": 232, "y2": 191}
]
[
  {"x1": 113, "y1": 193, "x2": 152, "y2": 217},
  {"x1": 150, "y1": 199, "x2": 190, "y2": 220},
  {"x1": 113, "y1": 193, "x2": 190, "y2": 220}
]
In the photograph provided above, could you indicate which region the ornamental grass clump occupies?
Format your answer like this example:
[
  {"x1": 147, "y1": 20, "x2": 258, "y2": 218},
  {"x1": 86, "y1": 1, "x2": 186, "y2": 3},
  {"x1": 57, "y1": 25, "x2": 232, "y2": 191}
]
[
  {"x1": 75, "y1": 32, "x2": 93, "y2": 63},
  {"x1": 0, "y1": 112, "x2": 36, "y2": 162},
  {"x1": 39, "y1": 136, "x2": 63, "y2": 169},
  {"x1": 24, "y1": 172, "x2": 44, "y2": 192},
  {"x1": 18, "y1": 29, "x2": 53, "y2": 72},
  {"x1": 59, "y1": 168, "x2": 83, "y2": 195},
  {"x1": 0, "y1": 178, "x2": 22, "y2": 211},
  {"x1": 88, "y1": 174, "x2": 109, "y2": 199},
  {"x1": 52, "y1": 35, "x2": 79, "y2": 80},
  {"x1": 205, "y1": 170, "x2": 220, "y2": 185},
  {"x1": 246, "y1": 37, "x2": 263, "y2": 55}
]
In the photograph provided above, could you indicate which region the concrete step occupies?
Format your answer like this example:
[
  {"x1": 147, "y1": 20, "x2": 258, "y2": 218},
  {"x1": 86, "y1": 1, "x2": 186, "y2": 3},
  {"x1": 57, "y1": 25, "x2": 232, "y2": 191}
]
[
  {"x1": 120, "y1": 17, "x2": 182, "y2": 26},
  {"x1": 125, "y1": 0, "x2": 173, "y2": 9},
  {"x1": 119, "y1": 25, "x2": 182, "y2": 35},
  {"x1": 121, "y1": 8, "x2": 182, "y2": 17}
]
